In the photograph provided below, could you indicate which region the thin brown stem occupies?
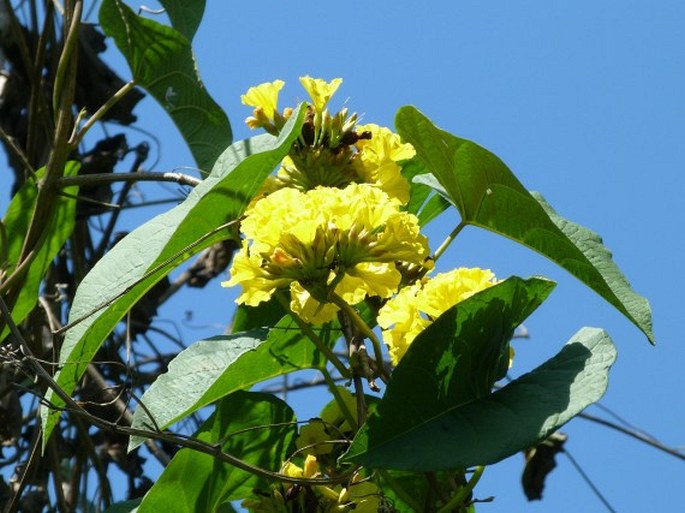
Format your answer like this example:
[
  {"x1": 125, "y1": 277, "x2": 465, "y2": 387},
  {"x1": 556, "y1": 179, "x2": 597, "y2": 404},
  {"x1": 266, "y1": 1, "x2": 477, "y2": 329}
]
[
  {"x1": 578, "y1": 411, "x2": 685, "y2": 462},
  {"x1": 47, "y1": 436, "x2": 69, "y2": 512},
  {"x1": 0, "y1": 125, "x2": 36, "y2": 180},
  {"x1": 0, "y1": 294, "x2": 355, "y2": 487},
  {"x1": 4, "y1": 421, "x2": 42, "y2": 513}
]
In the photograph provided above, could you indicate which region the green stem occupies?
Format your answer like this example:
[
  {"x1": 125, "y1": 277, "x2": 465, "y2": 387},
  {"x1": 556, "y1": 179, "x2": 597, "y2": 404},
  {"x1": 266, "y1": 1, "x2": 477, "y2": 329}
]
[
  {"x1": 0, "y1": 124, "x2": 36, "y2": 180},
  {"x1": 329, "y1": 293, "x2": 389, "y2": 382},
  {"x1": 436, "y1": 466, "x2": 485, "y2": 513},
  {"x1": 377, "y1": 469, "x2": 423, "y2": 512},
  {"x1": 52, "y1": 1, "x2": 82, "y2": 121},
  {"x1": 69, "y1": 80, "x2": 137, "y2": 148},
  {"x1": 322, "y1": 369, "x2": 357, "y2": 430},
  {"x1": 432, "y1": 221, "x2": 467, "y2": 264},
  {"x1": 275, "y1": 293, "x2": 350, "y2": 378}
]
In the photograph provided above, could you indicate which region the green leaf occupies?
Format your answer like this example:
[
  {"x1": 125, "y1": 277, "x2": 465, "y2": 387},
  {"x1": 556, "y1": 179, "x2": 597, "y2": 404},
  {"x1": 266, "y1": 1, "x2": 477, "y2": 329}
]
[
  {"x1": 230, "y1": 297, "x2": 286, "y2": 333},
  {"x1": 402, "y1": 159, "x2": 449, "y2": 227},
  {"x1": 345, "y1": 276, "x2": 555, "y2": 467},
  {"x1": 158, "y1": 0, "x2": 205, "y2": 41},
  {"x1": 41, "y1": 107, "x2": 305, "y2": 445},
  {"x1": 379, "y1": 471, "x2": 437, "y2": 513},
  {"x1": 129, "y1": 315, "x2": 336, "y2": 450},
  {"x1": 102, "y1": 499, "x2": 141, "y2": 513},
  {"x1": 0, "y1": 163, "x2": 79, "y2": 341},
  {"x1": 138, "y1": 391, "x2": 296, "y2": 512},
  {"x1": 345, "y1": 327, "x2": 616, "y2": 471},
  {"x1": 395, "y1": 106, "x2": 654, "y2": 344},
  {"x1": 99, "y1": 0, "x2": 230, "y2": 171}
]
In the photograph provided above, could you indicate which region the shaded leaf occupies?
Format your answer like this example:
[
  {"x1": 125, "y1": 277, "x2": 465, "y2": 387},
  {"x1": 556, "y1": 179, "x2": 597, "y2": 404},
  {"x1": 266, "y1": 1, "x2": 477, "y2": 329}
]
[
  {"x1": 0, "y1": 163, "x2": 79, "y2": 341},
  {"x1": 138, "y1": 392, "x2": 296, "y2": 512},
  {"x1": 100, "y1": 0, "x2": 230, "y2": 171},
  {"x1": 42, "y1": 107, "x2": 305, "y2": 444},
  {"x1": 343, "y1": 276, "x2": 554, "y2": 469},
  {"x1": 378, "y1": 471, "x2": 431, "y2": 513},
  {"x1": 345, "y1": 327, "x2": 616, "y2": 470},
  {"x1": 396, "y1": 106, "x2": 654, "y2": 344},
  {"x1": 129, "y1": 315, "x2": 336, "y2": 450}
]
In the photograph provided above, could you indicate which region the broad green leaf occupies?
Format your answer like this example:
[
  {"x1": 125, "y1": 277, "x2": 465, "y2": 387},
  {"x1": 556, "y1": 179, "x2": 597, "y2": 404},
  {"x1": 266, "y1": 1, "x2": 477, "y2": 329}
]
[
  {"x1": 402, "y1": 159, "x2": 449, "y2": 227},
  {"x1": 380, "y1": 471, "x2": 440, "y2": 513},
  {"x1": 129, "y1": 315, "x2": 337, "y2": 450},
  {"x1": 159, "y1": 0, "x2": 205, "y2": 41},
  {"x1": 42, "y1": 107, "x2": 305, "y2": 445},
  {"x1": 100, "y1": 0, "x2": 230, "y2": 171},
  {"x1": 138, "y1": 391, "x2": 296, "y2": 512},
  {"x1": 396, "y1": 106, "x2": 654, "y2": 344},
  {"x1": 230, "y1": 297, "x2": 286, "y2": 333},
  {"x1": 102, "y1": 499, "x2": 141, "y2": 513},
  {"x1": 0, "y1": 163, "x2": 79, "y2": 342},
  {"x1": 345, "y1": 276, "x2": 555, "y2": 466},
  {"x1": 345, "y1": 327, "x2": 616, "y2": 470}
]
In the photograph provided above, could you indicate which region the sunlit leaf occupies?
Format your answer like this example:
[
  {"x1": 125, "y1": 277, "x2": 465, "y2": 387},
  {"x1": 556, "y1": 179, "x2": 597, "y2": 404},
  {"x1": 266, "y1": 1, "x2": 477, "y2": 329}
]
[
  {"x1": 396, "y1": 106, "x2": 654, "y2": 344},
  {"x1": 41, "y1": 107, "x2": 305, "y2": 445},
  {"x1": 402, "y1": 158, "x2": 450, "y2": 226},
  {"x1": 137, "y1": 392, "x2": 295, "y2": 511},
  {"x1": 128, "y1": 315, "x2": 336, "y2": 451},
  {"x1": 0, "y1": 163, "x2": 79, "y2": 341}
]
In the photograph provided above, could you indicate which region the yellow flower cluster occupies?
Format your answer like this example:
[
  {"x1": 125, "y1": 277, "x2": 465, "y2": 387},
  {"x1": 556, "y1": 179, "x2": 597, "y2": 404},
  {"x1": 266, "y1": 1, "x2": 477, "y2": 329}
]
[
  {"x1": 224, "y1": 183, "x2": 429, "y2": 323},
  {"x1": 225, "y1": 77, "x2": 430, "y2": 322},
  {"x1": 244, "y1": 455, "x2": 380, "y2": 512},
  {"x1": 378, "y1": 268, "x2": 498, "y2": 364},
  {"x1": 240, "y1": 77, "x2": 415, "y2": 203}
]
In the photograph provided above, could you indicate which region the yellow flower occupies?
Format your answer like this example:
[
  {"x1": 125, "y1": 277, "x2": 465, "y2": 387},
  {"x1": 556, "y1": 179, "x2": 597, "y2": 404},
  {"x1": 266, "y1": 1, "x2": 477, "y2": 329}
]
[
  {"x1": 354, "y1": 123, "x2": 415, "y2": 204},
  {"x1": 378, "y1": 268, "x2": 498, "y2": 364},
  {"x1": 223, "y1": 184, "x2": 430, "y2": 323},
  {"x1": 241, "y1": 79, "x2": 284, "y2": 119},
  {"x1": 289, "y1": 282, "x2": 340, "y2": 324},
  {"x1": 338, "y1": 474, "x2": 381, "y2": 513},
  {"x1": 280, "y1": 460, "x2": 303, "y2": 479},
  {"x1": 299, "y1": 76, "x2": 343, "y2": 112},
  {"x1": 226, "y1": 241, "x2": 291, "y2": 306},
  {"x1": 321, "y1": 386, "x2": 359, "y2": 433},
  {"x1": 296, "y1": 420, "x2": 333, "y2": 456}
]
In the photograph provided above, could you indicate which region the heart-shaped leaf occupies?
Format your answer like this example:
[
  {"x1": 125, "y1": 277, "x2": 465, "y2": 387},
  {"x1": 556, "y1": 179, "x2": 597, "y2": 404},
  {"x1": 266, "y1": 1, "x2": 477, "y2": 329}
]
[
  {"x1": 345, "y1": 327, "x2": 616, "y2": 470},
  {"x1": 100, "y1": 0, "x2": 230, "y2": 171},
  {"x1": 396, "y1": 106, "x2": 654, "y2": 344}
]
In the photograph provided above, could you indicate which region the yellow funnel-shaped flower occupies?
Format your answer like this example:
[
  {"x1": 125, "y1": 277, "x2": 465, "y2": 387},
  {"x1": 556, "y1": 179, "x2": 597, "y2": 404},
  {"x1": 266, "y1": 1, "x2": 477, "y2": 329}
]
[
  {"x1": 241, "y1": 79, "x2": 284, "y2": 119},
  {"x1": 299, "y1": 76, "x2": 343, "y2": 112}
]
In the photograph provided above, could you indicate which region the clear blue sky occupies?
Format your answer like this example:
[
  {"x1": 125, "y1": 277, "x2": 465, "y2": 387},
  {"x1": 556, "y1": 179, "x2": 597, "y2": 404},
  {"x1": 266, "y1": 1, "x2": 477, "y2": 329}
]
[{"x1": 5, "y1": 1, "x2": 684, "y2": 511}]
